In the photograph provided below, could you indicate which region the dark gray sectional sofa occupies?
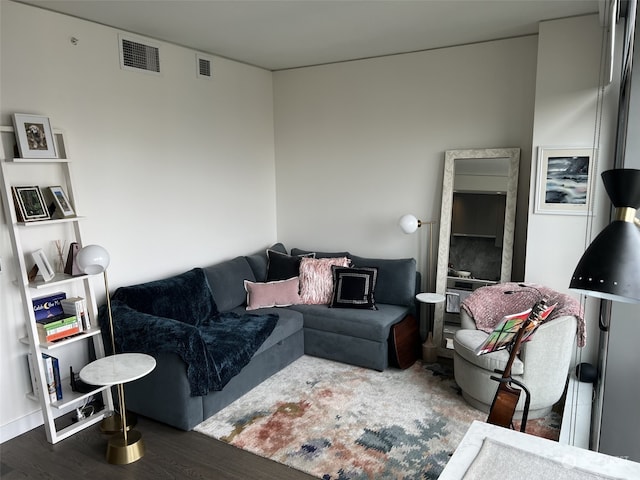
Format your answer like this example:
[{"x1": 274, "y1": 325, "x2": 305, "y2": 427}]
[{"x1": 102, "y1": 243, "x2": 418, "y2": 430}]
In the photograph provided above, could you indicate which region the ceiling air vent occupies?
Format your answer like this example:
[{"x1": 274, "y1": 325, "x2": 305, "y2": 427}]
[
  {"x1": 119, "y1": 34, "x2": 161, "y2": 74},
  {"x1": 196, "y1": 54, "x2": 213, "y2": 79}
]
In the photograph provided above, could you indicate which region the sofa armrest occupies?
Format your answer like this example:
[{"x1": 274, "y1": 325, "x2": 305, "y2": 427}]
[
  {"x1": 101, "y1": 301, "x2": 212, "y2": 396},
  {"x1": 460, "y1": 309, "x2": 477, "y2": 330},
  {"x1": 110, "y1": 267, "x2": 217, "y2": 325}
]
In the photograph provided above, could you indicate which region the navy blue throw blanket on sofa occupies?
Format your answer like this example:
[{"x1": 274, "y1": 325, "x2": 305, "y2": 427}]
[{"x1": 98, "y1": 268, "x2": 278, "y2": 396}]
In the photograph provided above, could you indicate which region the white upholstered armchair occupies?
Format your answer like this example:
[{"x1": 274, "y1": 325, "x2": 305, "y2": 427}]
[{"x1": 452, "y1": 283, "x2": 582, "y2": 419}]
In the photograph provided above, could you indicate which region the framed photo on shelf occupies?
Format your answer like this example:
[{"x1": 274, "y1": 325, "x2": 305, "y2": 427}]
[
  {"x1": 48, "y1": 186, "x2": 74, "y2": 217},
  {"x1": 11, "y1": 186, "x2": 50, "y2": 222},
  {"x1": 31, "y1": 249, "x2": 55, "y2": 282},
  {"x1": 12, "y1": 113, "x2": 57, "y2": 159},
  {"x1": 535, "y1": 147, "x2": 595, "y2": 215}
]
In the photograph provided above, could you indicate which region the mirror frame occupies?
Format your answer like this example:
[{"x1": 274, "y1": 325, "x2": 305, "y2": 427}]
[{"x1": 433, "y1": 147, "x2": 520, "y2": 355}]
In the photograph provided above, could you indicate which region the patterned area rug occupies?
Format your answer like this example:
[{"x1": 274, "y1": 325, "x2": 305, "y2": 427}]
[{"x1": 194, "y1": 355, "x2": 561, "y2": 479}]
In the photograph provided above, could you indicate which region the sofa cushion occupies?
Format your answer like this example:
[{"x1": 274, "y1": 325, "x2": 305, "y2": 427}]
[
  {"x1": 299, "y1": 256, "x2": 350, "y2": 304},
  {"x1": 244, "y1": 277, "x2": 301, "y2": 310},
  {"x1": 266, "y1": 249, "x2": 314, "y2": 282},
  {"x1": 291, "y1": 247, "x2": 350, "y2": 258},
  {"x1": 111, "y1": 267, "x2": 217, "y2": 325},
  {"x1": 204, "y1": 256, "x2": 256, "y2": 312},
  {"x1": 349, "y1": 255, "x2": 417, "y2": 307},
  {"x1": 453, "y1": 329, "x2": 524, "y2": 375},
  {"x1": 230, "y1": 305, "x2": 304, "y2": 354},
  {"x1": 330, "y1": 266, "x2": 378, "y2": 310},
  {"x1": 245, "y1": 243, "x2": 287, "y2": 282},
  {"x1": 290, "y1": 303, "x2": 408, "y2": 342}
]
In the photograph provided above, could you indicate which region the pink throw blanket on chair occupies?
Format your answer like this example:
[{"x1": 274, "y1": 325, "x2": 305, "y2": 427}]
[{"x1": 461, "y1": 282, "x2": 586, "y2": 347}]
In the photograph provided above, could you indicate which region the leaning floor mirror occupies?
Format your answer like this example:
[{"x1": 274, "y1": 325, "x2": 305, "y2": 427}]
[{"x1": 433, "y1": 148, "x2": 520, "y2": 356}]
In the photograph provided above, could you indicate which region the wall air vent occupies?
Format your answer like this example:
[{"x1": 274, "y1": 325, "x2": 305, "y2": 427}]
[
  {"x1": 119, "y1": 34, "x2": 161, "y2": 74},
  {"x1": 196, "y1": 54, "x2": 213, "y2": 79}
]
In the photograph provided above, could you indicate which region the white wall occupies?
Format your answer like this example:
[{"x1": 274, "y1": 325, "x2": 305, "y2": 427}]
[
  {"x1": 526, "y1": 15, "x2": 620, "y2": 365},
  {"x1": 0, "y1": 1, "x2": 277, "y2": 440},
  {"x1": 273, "y1": 37, "x2": 538, "y2": 283}
]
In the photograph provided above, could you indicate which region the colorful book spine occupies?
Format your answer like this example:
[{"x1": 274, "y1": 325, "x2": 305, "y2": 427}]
[
  {"x1": 49, "y1": 355, "x2": 63, "y2": 401},
  {"x1": 37, "y1": 315, "x2": 80, "y2": 343},
  {"x1": 41, "y1": 354, "x2": 57, "y2": 402},
  {"x1": 61, "y1": 297, "x2": 90, "y2": 331}
]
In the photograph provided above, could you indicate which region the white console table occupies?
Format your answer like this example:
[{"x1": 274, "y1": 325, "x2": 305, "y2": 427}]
[{"x1": 440, "y1": 421, "x2": 640, "y2": 479}]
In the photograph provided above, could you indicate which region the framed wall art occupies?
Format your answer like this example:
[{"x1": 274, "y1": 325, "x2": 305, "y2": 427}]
[
  {"x1": 12, "y1": 113, "x2": 57, "y2": 158},
  {"x1": 48, "y1": 186, "x2": 75, "y2": 217},
  {"x1": 535, "y1": 147, "x2": 595, "y2": 215},
  {"x1": 11, "y1": 186, "x2": 50, "y2": 222}
]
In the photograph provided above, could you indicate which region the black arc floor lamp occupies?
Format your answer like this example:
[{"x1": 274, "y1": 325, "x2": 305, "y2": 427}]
[{"x1": 570, "y1": 168, "x2": 640, "y2": 303}]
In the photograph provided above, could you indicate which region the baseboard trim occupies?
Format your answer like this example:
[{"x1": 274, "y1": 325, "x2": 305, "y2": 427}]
[{"x1": 0, "y1": 410, "x2": 43, "y2": 444}]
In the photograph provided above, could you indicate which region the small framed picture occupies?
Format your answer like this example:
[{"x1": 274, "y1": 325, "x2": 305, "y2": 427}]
[
  {"x1": 31, "y1": 249, "x2": 55, "y2": 282},
  {"x1": 12, "y1": 113, "x2": 57, "y2": 159},
  {"x1": 535, "y1": 147, "x2": 596, "y2": 215},
  {"x1": 11, "y1": 186, "x2": 50, "y2": 222},
  {"x1": 48, "y1": 186, "x2": 75, "y2": 217}
]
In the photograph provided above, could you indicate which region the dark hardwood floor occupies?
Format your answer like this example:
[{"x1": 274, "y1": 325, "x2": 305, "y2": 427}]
[{"x1": 0, "y1": 416, "x2": 316, "y2": 479}]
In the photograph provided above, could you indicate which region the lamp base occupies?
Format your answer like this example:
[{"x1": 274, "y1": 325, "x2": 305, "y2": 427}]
[
  {"x1": 100, "y1": 411, "x2": 137, "y2": 434},
  {"x1": 106, "y1": 429, "x2": 144, "y2": 464}
]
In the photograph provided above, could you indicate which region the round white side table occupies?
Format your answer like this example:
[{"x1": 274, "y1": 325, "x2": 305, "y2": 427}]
[
  {"x1": 81, "y1": 353, "x2": 156, "y2": 464},
  {"x1": 416, "y1": 292, "x2": 446, "y2": 305},
  {"x1": 416, "y1": 293, "x2": 445, "y2": 362}
]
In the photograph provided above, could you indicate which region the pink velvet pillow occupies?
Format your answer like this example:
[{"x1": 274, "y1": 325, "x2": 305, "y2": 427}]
[
  {"x1": 244, "y1": 277, "x2": 301, "y2": 310},
  {"x1": 299, "y1": 256, "x2": 350, "y2": 304}
]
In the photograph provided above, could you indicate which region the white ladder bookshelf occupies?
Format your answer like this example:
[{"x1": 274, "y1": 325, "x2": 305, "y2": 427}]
[{"x1": 0, "y1": 125, "x2": 114, "y2": 443}]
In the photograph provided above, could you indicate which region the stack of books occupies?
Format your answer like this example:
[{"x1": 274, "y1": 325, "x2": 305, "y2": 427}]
[
  {"x1": 32, "y1": 292, "x2": 85, "y2": 343},
  {"x1": 61, "y1": 297, "x2": 91, "y2": 330}
]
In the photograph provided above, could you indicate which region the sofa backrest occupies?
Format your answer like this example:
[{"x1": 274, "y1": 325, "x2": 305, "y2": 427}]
[
  {"x1": 349, "y1": 255, "x2": 417, "y2": 307},
  {"x1": 111, "y1": 267, "x2": 217, "y2": 325},
  {"x1": 244, "y1": 242, "x2": 287, "y2": 282},
  {"x1": 203, "y1": 256, "x2": 257, "y2": 312},
  {"x1": 291, "y1": 248, "x2": 418, "y2": 307},
  {"x1": 290, "y1": 247, "x2": 350, "y2": 259}
]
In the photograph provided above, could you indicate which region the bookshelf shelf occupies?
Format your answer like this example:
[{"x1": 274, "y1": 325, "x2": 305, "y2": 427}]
[
  {"x1": 1, "y1": 125, "x2": 114, "y2": 444},
  {"x1": 18, "y1": 216, "x2": 85, "y2": 227},
  {"x1": 50, "y1": 381, "x2": 110, "y2": 410},
  {"x1": 29, "y1": 273, "x2": 90, "y2": 290},
  {"x1": 20, "y1": 328, "x2": 103, "y2": 351}
]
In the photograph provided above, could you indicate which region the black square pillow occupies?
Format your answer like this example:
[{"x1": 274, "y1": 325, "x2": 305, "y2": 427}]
[
  {"x1": 330, "y1": 266, "x2": 378, "y2": 310},
  {"x1": 266, "y1": 249, "x2": 314, "y2": 281}
]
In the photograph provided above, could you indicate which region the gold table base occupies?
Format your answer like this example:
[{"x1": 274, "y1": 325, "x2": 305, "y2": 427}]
[
  {"x1": 100, "y1": 411, "x2": 137, "y2": 434},
  {"x1": 106, "y1": 429, "x2": 144, "y2": 464}
]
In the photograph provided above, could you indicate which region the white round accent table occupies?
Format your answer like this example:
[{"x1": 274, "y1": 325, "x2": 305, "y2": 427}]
[
  {"x1": 415, "y1": 293, "x2": 445, "y2": 362},
  {"x1": 81, "y1": 353, "x2": 156, "y2": 464},
  {"x1": 415, "y1": 292, "x2": 446, "y2": 304}
]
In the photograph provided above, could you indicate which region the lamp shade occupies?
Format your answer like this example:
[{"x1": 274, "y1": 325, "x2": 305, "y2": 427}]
[
  {"x1": 570, "y1": 169, "x2": 640, "y2": 303},
  {"x1": 76, "y1": 244, "x2": 110, "y2": 275},
  {"x1": 399, "y1": 214, "x2": 420, "y2": 234}
]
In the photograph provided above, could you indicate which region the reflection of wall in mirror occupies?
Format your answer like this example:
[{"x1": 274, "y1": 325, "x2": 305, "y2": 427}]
[
  {"x1": 449, "y1": 192, "x2": 506, "y2": 282},
  {"x1": 449, "y1": 237, "x2": 502, "y2": 281}
]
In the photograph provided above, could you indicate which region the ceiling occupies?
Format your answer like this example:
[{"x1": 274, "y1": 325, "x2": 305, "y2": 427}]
[{"x1": 15, "y1": 0, "x2": 600, "y2": 71}]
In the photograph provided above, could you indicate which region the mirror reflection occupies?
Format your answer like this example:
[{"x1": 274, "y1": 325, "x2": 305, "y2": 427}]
[
  {"x1": 449, "y1": 158, "x2": 510, "y2": 282},
  {"x1": 433, "y1": 148, "x2": 520, "y2": 355}
]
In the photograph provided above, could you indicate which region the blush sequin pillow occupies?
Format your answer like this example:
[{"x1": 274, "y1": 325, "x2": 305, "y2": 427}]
[{"x1": 299, "y1": 256, "x2": 350, "y2": 304}]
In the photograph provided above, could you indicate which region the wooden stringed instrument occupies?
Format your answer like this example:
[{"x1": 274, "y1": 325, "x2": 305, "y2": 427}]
[{"x1": 486, "y1": 297, "x2": 549, "y2": 430}]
